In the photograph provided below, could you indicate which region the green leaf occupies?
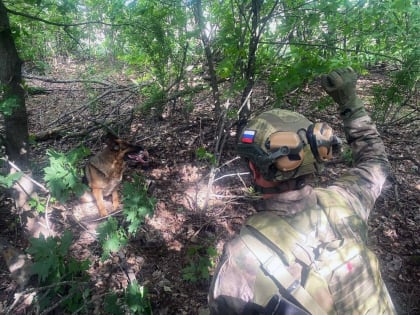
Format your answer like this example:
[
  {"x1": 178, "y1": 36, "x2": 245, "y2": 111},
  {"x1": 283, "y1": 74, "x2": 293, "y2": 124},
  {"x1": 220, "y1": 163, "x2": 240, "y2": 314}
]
[
  {"x1": 0, "y1": 96, "x2": 19, "y2": 116},
  {"x1": 59, "y1": 231, "x2": 73, "y2": 256},
  {"x1": 43, "y1": 147, "x2": 89, "y2": 202},
  {"x1": 126, "y1": 281, "x2": 152, "y2": 314},
  {"x1": 31, "y1": 260, "x2": 52, "y2": 282},
  {"x1": 195, "y1": 147, "x2": 217, "y2": 165},
  {"x1": 97, "y1": 217, "x2": 128, "y2": 260},
  {"x1": 0, "y1": 172, "x2": 23, "y2": 188},
  {"x1": 29, "y1": 196, "x2": 47, "y2": 213}
]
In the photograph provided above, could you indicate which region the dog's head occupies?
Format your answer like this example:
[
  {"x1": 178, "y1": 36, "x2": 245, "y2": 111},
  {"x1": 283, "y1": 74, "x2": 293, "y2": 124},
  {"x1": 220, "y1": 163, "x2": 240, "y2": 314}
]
[{"x1": 106, "y1": 133, "x2": 149, "y2": 165}]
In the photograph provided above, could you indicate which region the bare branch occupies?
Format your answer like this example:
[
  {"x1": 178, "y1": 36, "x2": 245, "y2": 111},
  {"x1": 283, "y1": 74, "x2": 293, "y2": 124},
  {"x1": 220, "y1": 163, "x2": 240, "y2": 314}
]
[
  {"x1": 23, "y1": 75, "x2": 113, "y2": 87},
  {"x1": 6, "y1": 7, "x2": 130, "y2": 28}
]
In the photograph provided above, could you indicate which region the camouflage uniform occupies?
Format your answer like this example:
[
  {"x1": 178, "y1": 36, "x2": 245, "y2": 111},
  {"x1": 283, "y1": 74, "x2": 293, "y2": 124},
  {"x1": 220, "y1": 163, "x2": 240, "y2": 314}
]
[{"x1": 208, "y1": 69, "x2": 397, "y2": 314}]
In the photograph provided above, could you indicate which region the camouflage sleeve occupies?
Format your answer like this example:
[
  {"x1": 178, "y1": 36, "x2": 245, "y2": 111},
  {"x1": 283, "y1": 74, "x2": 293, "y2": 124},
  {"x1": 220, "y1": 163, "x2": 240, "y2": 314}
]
[{"x1": 328, "y1": 111, "x2": 390, "y2": 222}]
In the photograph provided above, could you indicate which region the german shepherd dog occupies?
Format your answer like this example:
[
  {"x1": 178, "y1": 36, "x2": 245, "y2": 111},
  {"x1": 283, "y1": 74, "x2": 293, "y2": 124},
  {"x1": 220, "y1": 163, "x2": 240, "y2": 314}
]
[{"x1": 85, "y1": 133, "x2": 149, "y2": 217}]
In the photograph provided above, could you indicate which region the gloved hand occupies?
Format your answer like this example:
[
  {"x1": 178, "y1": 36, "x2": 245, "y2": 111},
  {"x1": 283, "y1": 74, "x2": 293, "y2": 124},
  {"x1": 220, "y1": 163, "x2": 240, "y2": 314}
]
[{"x1": 321, "y1": 67, "x2": 365, "y2": 119}]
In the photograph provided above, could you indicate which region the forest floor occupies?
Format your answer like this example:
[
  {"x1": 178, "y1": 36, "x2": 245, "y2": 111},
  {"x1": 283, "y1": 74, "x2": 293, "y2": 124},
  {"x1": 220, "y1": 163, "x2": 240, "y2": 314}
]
[{"x1": 0, "y1": 60, "x2": 419, "y2": 315}]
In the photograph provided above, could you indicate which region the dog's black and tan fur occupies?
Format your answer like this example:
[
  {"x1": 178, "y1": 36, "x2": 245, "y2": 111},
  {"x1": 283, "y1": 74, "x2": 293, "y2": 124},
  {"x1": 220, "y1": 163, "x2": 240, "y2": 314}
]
[{"x1": 85, "y1": 133, "x2": 148, "y2": 217}]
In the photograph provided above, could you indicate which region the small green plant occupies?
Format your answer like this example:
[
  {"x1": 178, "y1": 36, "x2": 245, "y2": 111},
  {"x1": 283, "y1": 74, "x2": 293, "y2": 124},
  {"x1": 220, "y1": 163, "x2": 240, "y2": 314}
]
[
  {"x1": 32, "y1": 60, "x2": 51, "y2": 75},
  {"x1": 97, "y1": 217, "x2": 128, "y2": 261},
  {"x1": 28, "y1": 195, "x2": 56, "y2": 213},
  {"x1": 125, "y1": 280, "x2": 152, "y2": 315},
  {"x1": 27, "y1": 231, "x2": 91, "y2": 313},
  {"x1": 43, "y1": 146, "x2": 90, "y2": 202},
  {"x1": 98, "y1": 175, "x2": 155, "y2": 260},
  {"x1": 139, "y1": 84, "x2": 167, "y2": 114},
  {"x1": 182, "y1": 245, "x2": 218, "y2": 283},
  {"x1": 227, "y1": 108, "x2": 238, "y2": 119},
  {"x1": 123, "y1": 175, "x2": 156, "y2": 234},
  {"x1": 196, "y1": 147, "x2": 217, "y2": 165},
  {"x1": 104, "y1": 280, "x2": 152, "y2": 315}
]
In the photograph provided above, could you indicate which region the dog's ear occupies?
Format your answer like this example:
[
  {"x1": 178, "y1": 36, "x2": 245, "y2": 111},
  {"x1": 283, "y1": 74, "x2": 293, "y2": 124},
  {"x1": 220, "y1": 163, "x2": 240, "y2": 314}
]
[
  {"x1": 105, "y1": 132, "x2": 120, "y2": 149},
  {"x1": 105, "y1": 132, "x2": 118, "y2": 141}
]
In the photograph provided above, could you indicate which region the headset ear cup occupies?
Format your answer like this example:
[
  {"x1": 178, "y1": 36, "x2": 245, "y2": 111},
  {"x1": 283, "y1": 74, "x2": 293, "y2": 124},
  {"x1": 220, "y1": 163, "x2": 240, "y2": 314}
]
[
  {"x1": 268, "y1": 131, "x2": 304, "y2": 172},
  {"x1": 274, "y1": 151, "x2": 304, "y2": 171},
  {"x1": 307, "y1": 123, "x2": 335, "y2": 162}
]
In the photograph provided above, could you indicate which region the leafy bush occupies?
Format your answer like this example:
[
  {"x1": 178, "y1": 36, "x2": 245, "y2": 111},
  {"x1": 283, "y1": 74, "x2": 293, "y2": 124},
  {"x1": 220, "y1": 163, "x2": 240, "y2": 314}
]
[
  {"x1": 138, "y1": 84, "x2": 167, "y2": 114},
  {"x1": 27, "y1": 231, "x2": 91, "y2": 313},
  {"x1": 123, "y1": 175, "x2": 156, "y2": 234},
  {"x1": 372, "y1": 51, "x2": 419, "y2": 125},
  {"x1": 196, "y1": 147, "x2": 217, "y2": 165},
  {"x1": 98, "y1": 175, "x2": 155, "y2": 260},
  {"x1": 43, "y1": 146, "x2": 90, "y2": 202},
  {"x1": 182, "y1": 245, "x2": 218, "y2": 283},
  {"x1": 97, "y1": 216, "x2": 128, "y2": 261}
]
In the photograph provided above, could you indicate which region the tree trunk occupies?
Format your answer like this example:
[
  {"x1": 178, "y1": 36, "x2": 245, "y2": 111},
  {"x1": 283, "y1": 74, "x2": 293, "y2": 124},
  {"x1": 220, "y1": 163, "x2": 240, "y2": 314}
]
[
  {"x1": 237, "y1": 0, "x2": 278, "y2": 136},
  {"x1": 0, "y1": 0, "x2": 29, "y2": 170},
  {"x1": 237, "y1": 0, "x2": 261, "y2": 136},
  {"x1": 193, "y1": 0, "x2": 221, "y2": 116}
]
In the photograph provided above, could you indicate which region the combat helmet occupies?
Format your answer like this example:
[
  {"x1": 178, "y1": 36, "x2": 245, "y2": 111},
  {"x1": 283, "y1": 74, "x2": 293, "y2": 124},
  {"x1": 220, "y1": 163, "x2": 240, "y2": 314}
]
[{"x1": 237, "y1": 109, "x2": 340, "y2": 182}]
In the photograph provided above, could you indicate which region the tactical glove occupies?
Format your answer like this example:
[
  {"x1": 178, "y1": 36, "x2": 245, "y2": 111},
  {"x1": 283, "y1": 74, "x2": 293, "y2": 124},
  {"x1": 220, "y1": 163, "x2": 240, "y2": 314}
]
[{"x1": 321, "y1": 67, "x2": 365, "y2": 120}]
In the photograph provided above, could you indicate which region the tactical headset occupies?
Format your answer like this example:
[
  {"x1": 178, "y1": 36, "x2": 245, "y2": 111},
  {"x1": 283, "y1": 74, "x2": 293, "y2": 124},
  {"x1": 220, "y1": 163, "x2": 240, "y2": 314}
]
[{"x1": 237, "y1": 121, "x2": 341, "y2": 180}]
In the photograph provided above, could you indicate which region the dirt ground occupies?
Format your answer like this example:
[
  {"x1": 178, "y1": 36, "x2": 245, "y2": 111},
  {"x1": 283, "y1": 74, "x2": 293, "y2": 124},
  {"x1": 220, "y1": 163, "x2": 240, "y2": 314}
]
[{"x1": 0, "y1": 61, "x2": 419, "y2": 314}]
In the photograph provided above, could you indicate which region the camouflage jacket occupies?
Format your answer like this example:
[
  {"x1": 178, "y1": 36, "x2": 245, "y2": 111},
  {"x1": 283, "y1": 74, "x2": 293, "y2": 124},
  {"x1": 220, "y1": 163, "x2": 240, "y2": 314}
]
[{"x1": 208, "y1": 112, "x2": 396, "y2": 314}]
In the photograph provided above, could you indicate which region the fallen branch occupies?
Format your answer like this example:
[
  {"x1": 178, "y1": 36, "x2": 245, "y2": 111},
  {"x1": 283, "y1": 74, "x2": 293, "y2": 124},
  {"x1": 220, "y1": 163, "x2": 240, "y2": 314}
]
[
  {"x1": 5, "y1": 280, "x2": 88, "y2": 314},
  {"x1": 6, "y1": 7, "x2": 130, "y2": 28},
  {"x1": 39, "y1": 292, "x2": 76, "y2": 315},
  {"x1": 23, "y1": 74, "x2": 113, "y2": 87},
  {"x1": 34, "y1": 124, "x2": 104, "y2": 141}
]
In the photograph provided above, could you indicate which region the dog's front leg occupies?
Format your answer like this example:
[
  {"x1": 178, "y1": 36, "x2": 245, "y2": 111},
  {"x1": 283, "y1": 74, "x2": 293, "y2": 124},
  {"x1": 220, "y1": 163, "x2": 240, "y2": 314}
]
[
  {"x1": 92, "y1": 188, "x2": 107, "y2": 217},
  {"x1": 112, "y1": 190, "x2": 120, "y2": 211}
]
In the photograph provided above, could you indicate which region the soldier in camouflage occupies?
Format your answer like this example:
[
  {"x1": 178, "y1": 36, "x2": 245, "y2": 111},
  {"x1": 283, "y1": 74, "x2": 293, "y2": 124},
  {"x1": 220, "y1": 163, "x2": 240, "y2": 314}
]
[{"x1": 208, "y1": 67, "x2": 397, "y2": 314}]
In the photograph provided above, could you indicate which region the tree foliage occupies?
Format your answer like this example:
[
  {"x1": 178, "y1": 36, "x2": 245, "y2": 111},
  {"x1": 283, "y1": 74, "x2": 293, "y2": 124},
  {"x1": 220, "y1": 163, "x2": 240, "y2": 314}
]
[
  {"x1": 43, "y1": 146, "x2": 90, "y2": 202},
  {"x1": 27, "y1": 231, "x2": 91, "y2": 312},
  {"x1": 4, "y1": 0, "x2": 417, "y2": 112},
  {"x1": 1, "y1": 0, "x2": 417, "y2": 174}
]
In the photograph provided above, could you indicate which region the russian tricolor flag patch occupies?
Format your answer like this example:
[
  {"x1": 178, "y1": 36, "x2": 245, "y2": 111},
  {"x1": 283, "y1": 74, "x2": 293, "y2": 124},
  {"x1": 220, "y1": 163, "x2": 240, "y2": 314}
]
[{"x1": 241, "y1": 130, "x2": 256, "y2": 143}]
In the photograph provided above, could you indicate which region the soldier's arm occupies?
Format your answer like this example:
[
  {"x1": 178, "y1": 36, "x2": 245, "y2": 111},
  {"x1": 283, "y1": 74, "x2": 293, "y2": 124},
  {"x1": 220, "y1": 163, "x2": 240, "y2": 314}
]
[
  {"x1": 322, "y1": 68, "x2": 390, "y2": 221},
  {"x1": 208, "y1": 237, "x2": 264, "y2": 315}
]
